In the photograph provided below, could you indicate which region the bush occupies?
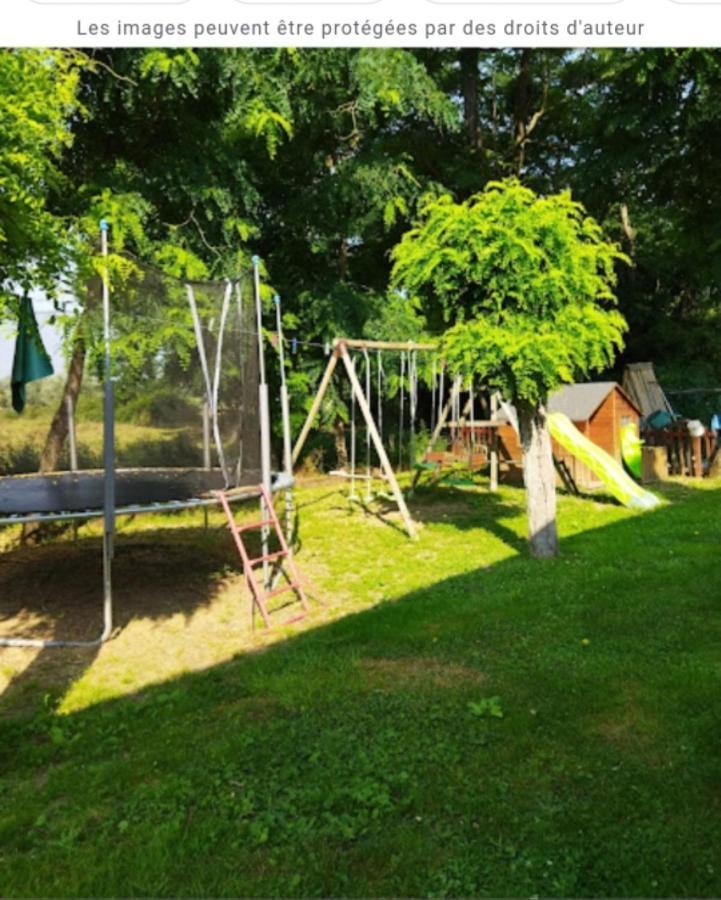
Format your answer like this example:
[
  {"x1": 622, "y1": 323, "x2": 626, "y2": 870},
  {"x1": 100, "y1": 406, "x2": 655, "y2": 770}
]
[{"x1": 0, "y1": 375, "x2": 66, "y2": 417}]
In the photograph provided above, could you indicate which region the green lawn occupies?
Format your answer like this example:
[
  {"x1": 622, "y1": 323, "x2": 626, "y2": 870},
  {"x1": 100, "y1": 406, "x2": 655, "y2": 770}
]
[{"x1": 1, "y1": 477, "x2": 720, "y2": 897}]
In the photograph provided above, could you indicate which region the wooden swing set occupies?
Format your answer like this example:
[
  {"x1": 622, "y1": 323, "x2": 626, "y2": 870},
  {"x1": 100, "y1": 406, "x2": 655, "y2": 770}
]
[
  {"x1": 292, "y1": 339, "x2": 432, "y2": 539},
  {"x1": 414, "y1": 376, "x2": 502, "y2": 492},
  {"x1": 291, "y1": 338, "x2": 503, "y2": 540}
]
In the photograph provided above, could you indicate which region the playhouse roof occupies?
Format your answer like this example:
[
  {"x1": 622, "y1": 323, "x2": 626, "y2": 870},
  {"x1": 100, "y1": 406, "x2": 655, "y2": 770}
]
[
  {"x1": 547, "y1": 382, "x2": 640, "y2": 422},
  {"x1": 622, "y1": 362, "x2": 675, "y2": 417}
]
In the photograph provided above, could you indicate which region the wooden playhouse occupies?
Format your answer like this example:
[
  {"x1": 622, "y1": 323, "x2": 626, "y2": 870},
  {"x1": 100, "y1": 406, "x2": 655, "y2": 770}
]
[{"x1": 496, "y1": 382, "x2": 642, "y2": 489}]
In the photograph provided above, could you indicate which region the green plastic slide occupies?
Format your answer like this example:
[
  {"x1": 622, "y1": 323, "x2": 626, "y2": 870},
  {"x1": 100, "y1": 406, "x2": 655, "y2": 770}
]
[
  {"x1": 620, "y1": 422, "x2": 643, "y2": 480},
  {"x1": 547, "y1": 412, "x2": 660, "y2": 511}
]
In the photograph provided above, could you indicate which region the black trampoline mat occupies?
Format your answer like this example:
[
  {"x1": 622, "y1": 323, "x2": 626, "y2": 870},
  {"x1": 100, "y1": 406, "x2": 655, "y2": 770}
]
[{"x1": 0, "y1": 468, "x2": 263, "y2": 516}]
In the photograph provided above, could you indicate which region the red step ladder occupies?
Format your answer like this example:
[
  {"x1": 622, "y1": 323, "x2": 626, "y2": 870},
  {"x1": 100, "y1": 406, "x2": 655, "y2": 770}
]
[{"x1": 217, "y1": 484, "x2": 310, "y2": 628}]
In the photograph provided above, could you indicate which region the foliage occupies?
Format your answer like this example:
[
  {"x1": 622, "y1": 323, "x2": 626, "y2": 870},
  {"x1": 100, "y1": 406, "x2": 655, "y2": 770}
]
[
  {"x1": 5, "y1": 48, "x2": 721, "y2": 443},
  {"x1": 468, "y1": 696, "x2": 504, "y2": 719},
  {"x1": 0, "y1": 49, "x2": 85, "y2": 313},
  {"x1": 557, "y1": 50, "x2": 721, "y2": 377},
  {"x1": 391, "y1": 179, "x2": 629, "y2": 405}
]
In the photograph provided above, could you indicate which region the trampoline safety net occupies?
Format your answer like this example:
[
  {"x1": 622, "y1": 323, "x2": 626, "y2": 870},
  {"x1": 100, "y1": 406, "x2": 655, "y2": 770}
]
[
  {"x1": 0, "y1": 262, "x2": 264, "y2": 520},
  {"x1": 105, "y1": 261, "x2": 262, "y2": 488}
]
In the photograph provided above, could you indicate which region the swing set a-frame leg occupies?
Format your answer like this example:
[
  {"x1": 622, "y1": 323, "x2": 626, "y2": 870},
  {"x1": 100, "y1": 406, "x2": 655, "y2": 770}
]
[
  {"x1": 339, "y1": 344, "x2": 418, "y2": 541},
  {"x1": 290, "y1": 342, "x2": 419, "y2": 540},
  {"x1": 291, "y1": 351, "x2": 340, "y2": 467}
]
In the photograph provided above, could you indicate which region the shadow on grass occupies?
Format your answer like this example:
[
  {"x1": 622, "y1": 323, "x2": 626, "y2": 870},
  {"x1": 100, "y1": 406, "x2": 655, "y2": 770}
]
[
  {"x1": 0, "y1": 481, "x2": 720, "y2": 896},
  {"x1": 0, "y1": 512, "x2": 276, "y2": 716},
  {"x1": 342, "y1": 480, "x2": 529, "y2": 551}
]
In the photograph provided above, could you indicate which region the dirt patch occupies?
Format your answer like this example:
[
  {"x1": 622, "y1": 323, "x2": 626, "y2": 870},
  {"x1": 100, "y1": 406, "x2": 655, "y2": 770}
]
[
  {"x1": 0, "y1": 511, "x2": 351, "y2": 720},
  {"x1": 591, "y1": 701, "x2": 660, "y2": 757},
  {"x1": 412, "y1": 496, "x2": 480, "y2": 523},
  {"x1": 594, "y1": 715, "x2": 648, "y2": 748},
  {"x1": 361, "y1": 656, "x2": 487, "y2": 691}
]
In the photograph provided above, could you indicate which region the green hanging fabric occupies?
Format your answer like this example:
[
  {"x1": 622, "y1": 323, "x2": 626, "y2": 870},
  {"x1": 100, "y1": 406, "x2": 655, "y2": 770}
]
[{"x1": 11, "y1": 295, "x2": 54, "y2": 413}]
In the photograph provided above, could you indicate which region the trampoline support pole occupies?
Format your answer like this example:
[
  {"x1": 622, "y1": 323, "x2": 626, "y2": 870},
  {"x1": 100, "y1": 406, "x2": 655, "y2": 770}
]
[
  {"x1": 100, "y1": 217, "x2": 115, "y2": 641},
  {"x1": 202, "y1": 401, "x2": 211, "y2": 531},
  {"x1": 253, "y1": 256, "x2": 272, "y2": 589},
  {"x1": 67, "y1": 394, "x2": 79, "y2": 543},
  {"x1": 67, "y1": 395, "x2": 78, "y2": 472},
  {"x1": 274, "y1": 294, "x2": 294, "y2": 549}
]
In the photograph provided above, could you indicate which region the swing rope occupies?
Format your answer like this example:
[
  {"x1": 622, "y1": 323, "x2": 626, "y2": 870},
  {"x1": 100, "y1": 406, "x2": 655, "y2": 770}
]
[
  {"x1": 438, "y1": 362, "x2": 445, "y2": 450},
  {"x1": 349, "y1": 351, "x2": 358, "y2": 500},
  {"x1": 409, "y1": 350, "x2": 418, "y2": 470},
  {"x1": 430, "y1": 356, "x2": 437, "y2": 434},
  {"x1": 469, "y1": 377, "x2": 476, "y2": 450},
  {"x1": 398, "y1": 351, "x2": 406, "y2": 469},
  {"x1": 234, "y1": 281, "x2": 245, "y2": 485},
  {"x1": 363, "y1": 348, "x2": 372, "y2": 502},
  {"x1": 377, "y1": 350, "x2": 384, "y2": 442},
  {"x1": 450, "y1": 376, "x2": 460, "y2": 443}
]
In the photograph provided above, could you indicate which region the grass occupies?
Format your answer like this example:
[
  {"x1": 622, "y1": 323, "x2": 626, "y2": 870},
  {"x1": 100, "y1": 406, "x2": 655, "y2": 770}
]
[
  {"x1": 0, "y1": 411, "x2": 203, "y2": 472},
  {"x1": 0, "y1": 476, "x2": 720, "y2": 896}
]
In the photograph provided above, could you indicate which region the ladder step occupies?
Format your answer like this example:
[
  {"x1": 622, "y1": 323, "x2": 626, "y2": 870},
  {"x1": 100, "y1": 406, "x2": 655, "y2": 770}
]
[
  {"x1": 234, "y1": 518, "x2": 275, "y2": 533},
  {"x1": 248, "y1": 549, "x2": 287, "y2": 567},
  {"x1": 218, "y1": 484, "x2": 311, "y2": 629},
  {"x1": 265, "y1": 581, "x2": 300, "y2": 600},
  {"x1": 284, "y1": 611, "x2": 307, "y2": 625}
]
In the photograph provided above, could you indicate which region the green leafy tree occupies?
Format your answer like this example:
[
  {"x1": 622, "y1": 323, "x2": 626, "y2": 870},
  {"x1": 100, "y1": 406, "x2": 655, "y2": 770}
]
[
  {"x1": 391, "y1": 178, "x2": 628, "y2": 557},
  {"x1": 0, "y1": 49, "x2": 85, "y2": 314},
  {"x1": 14, "y1": 46, "x2": 721, "y2": 481},
  {"x1": 556, "y1": 50, "x2": 721, "y2": 400},
  {"x1": 43, "y1": 49, "x2": 457, "y2": 467}
]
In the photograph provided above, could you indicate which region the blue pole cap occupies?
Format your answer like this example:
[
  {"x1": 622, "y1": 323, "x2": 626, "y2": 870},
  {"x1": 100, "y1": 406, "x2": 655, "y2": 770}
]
[
  {"x1": 251, "y1": 255, "x2": 260, "y2": 266},
  {"x1": 99, "y1": 219, "x2": 109, "y2": 232},
  {"x1": 273, "y1": 294, "x2": 280, "y2": 305}
]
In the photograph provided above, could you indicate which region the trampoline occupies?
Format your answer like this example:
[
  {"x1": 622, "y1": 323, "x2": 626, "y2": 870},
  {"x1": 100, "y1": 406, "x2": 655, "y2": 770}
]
[
  {"x1": 0, "y1": 229, "x2": 291, "y2": 649},
  {"x1": 0, "y1": 467, "x2": 293, "y2": 526}
]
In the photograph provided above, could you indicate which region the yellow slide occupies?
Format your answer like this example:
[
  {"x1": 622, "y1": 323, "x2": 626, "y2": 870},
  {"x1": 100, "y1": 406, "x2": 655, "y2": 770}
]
[{"x1": 547, "y1": 412, "x2": 661, "y2": 511}]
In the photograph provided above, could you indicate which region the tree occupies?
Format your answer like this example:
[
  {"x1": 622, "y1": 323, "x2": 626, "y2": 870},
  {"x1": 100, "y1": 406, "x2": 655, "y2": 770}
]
[
  {"x1": 38, "y1": 49, "x2": 457, "y2": 468},
  {"x1": 0, "y1": 49, "x2": 85, "y2": 315},
  {"x1": 11, "y1": 47, "x2": 721, "y2": 477},
  {"x1": 555, "y1": 50, "x2": 721, "y2": 399},
  {"x1": 391, "y1": 178, "x2": 628, "y2": 558}
]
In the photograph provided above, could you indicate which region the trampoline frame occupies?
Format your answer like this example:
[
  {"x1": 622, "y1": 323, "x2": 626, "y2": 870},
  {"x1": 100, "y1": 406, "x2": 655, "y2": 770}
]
[
  {"x1": 0, "y1": 228, "x2": 281, "y2": 649},
  {"x1": 0, "y1": 472, "x2": 293, "y2": 529}
]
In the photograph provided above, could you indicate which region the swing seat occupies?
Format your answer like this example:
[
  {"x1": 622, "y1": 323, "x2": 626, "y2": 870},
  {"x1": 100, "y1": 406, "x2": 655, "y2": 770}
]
[
  {"x1": 329, "y1": 469, "x2": 373, "y2": 481},
  {"x1": 444, "y1": 476, "x2": 477, "y2": 488},
  {"x1": 414, "y1": 460, "x2": 440, "y2": 471}
]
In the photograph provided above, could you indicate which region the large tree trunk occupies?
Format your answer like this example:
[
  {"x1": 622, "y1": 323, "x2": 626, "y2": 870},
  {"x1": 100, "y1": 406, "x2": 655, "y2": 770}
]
[
  {"x1": 517, "y1": 401, "x2": 558, "y2": 558},
  {"x1": 333, "y1": 416, "x2": 349, "y2": 470},
  {"x1": 36, "y1": 276, "x2": 100, "y2": 474},
  {"x1": 513, "y1": 50, "x2": 533, "y2": 174},
  {"x1": 38, "y1": 334, "x2": 85, "y2": 473},
  {"x1": 21, "y1": 276, "x2": 98, "y2": 543},
  {"x1": 21, "y1": 332, "x2": 86, "y2": 544},
  {"x1": 460, "y1": 49, "x2": 483, "y2": 153},
  {"x1": 511, "y1": 50, "x2": 548, "y2": 175}
]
